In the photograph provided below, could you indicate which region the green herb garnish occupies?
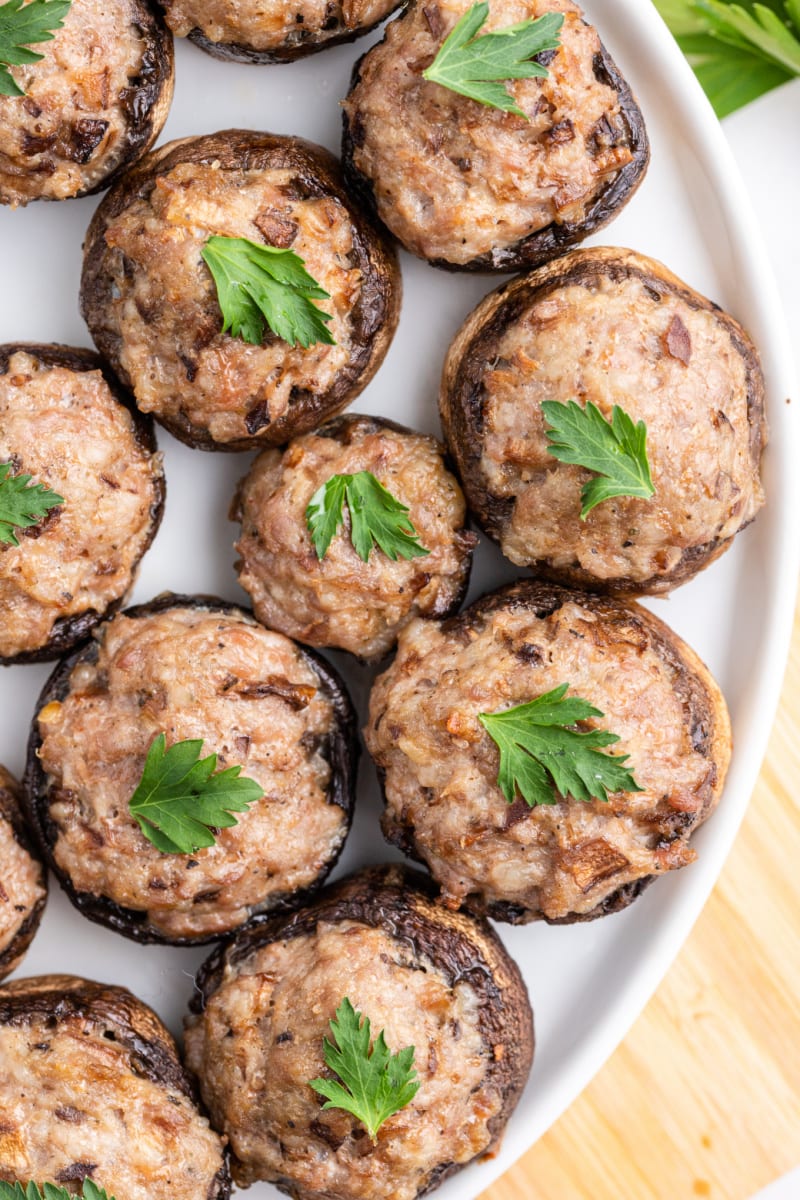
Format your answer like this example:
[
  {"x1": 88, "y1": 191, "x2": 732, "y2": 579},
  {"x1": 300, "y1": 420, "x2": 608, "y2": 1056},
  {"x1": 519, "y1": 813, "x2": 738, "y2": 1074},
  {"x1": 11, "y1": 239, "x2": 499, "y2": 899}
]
[
  {"x1": 129, "y1": 733, "x2": 264, "y2": 855},
  {"x1": 0, "y1": 460, "x2": 63, "y2": 545},
  {"x1": 201, "y1": 235, "x2": 335, "y2": 349},
  {"x1": 305, "y1": 471, "x2": 430, "y2": 563},
  {"x1": 542, "y1": 399, "x2": 655, "y2": 520},
  {"x1": 309, "y1": 997, "x2": 420, "y2": 1140},
  {"x1": 0, "y1": 1184, "x2": 114, "y2": 1200},
  {"x1": 0, "y1": 0, "x2": 71, "y2": 97},
  {"x1": 479, "y1": 684, "x2": 643, "y2": 808},
  {"x1": 422, "y1": 2, "x2": 564, "y2": 117},
  {"x1": 655, "y1": 0, "x2": 800, "y2": 116}
]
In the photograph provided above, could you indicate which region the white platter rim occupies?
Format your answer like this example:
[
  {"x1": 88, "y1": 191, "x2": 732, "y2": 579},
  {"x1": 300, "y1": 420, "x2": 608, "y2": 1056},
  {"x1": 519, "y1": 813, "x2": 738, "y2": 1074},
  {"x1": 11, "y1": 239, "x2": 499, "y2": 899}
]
[{"x1": 465, "y1": 1, "x2": 800, "y2": 1192}]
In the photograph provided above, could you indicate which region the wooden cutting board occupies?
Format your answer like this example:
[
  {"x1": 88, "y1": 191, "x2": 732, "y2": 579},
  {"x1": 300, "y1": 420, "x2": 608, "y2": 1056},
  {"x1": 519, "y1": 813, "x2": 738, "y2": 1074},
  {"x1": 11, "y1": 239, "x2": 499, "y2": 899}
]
[{"x1": 482, "y1": 590, "x2": 800, "y2": 1200}]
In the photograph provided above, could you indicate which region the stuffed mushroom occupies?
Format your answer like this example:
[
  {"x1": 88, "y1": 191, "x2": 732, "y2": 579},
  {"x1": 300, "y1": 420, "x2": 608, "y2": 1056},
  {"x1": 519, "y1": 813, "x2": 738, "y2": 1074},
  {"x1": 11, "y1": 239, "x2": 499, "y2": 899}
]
[
  {"x1": 0, "y1": 974, "x2": 228, "y2": 1198},
  {"x1": 0, "y1": 343, "x2": 164, "y2": 665},
  {"x1": 81, "y1": 131, "x2": 401, "y2": 450},
  {"x1": 366, "y1": 580, "x2": 732, "y2": 924},
  {"x1": 342, "y1": 0, "x2": 649, "y2": 271},
  {"x1": 0, "y1": 0, "x2": 173, "y2": 207},
  {"x1": 439, "y1": 248, "x2": 767, "y2": 592},
  {"x1": 159, "y1": 0, "x2": 403, "y2": 64},
  {"x1": 233, "y1": 414, "x2": 477, "y2": 661},
  {"x1": 0, "y1": 766, "x2": 47, "y2": 982},
  {"x1": 23, "y1": 594, "x2": 357, "y2": 944},
  {"x1": 185, "y1": 864, "x2": 533, "y2": 1200}
]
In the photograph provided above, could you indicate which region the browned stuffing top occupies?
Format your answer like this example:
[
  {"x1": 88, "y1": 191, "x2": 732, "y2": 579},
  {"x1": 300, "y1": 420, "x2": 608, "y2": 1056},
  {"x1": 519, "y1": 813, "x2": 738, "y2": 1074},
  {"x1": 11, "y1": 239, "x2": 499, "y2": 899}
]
[
  {"x1": 38, "y1": 605, "x2": 347, "y2": 939},
  {"x1": 185, "y1": 919, "x2": 500, "y2": 1199},
  {"x1": 235, "y1": 417, "x2": 475, "y2": 660},
  {"x1": 0, "y1": 0, "x2": 150, "y2": 205},
  {"x1": 0, "y1": 351, "x2": 162, "y2": 660},
  {"x1": 366, "y1": 591, "x2": 730, "y2": 921},
  {"x1": 478, "y1": 272, "x2": 765, "y2": 582},
  {"x1": 344, "y1": 0, "x2": 637, "y2": 265},
  {"x1": 0, "y1": 1001, "x2": 224, "y2": 1196},
  {"x1": 102, "y1": 162, "x2": 366, "y2": 444}
]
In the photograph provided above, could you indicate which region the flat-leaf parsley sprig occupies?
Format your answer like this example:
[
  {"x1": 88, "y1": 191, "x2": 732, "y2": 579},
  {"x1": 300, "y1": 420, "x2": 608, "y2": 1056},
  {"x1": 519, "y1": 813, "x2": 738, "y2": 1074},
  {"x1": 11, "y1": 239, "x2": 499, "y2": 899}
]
[
  {"x1": 0, "y1": 0, "x2": 71, "y2": 98},
  {"x1": 0, "y1": 460, "x2": 63, "y2": 545},
  {"x1": 201, "y1": 235, "x2": 335, "y2": 349},
  {"x1": 422, "y1": 2, "x2": 564, "y2": 117},
  {"x1": 479, "y1": 683, "x2": 643, "y2": 808},
  {"x1": 309, "y1": 997, "x2": 420, "y2": 1140},
  {"x1": 306, "y1": 471, "x2": 430, "y2": 563},
  {"x1": 655, "y1": 0, "x2": 800, "y2": 116},
  {"x1": 0, "y1": 1184, "x2": 115, "y2": 1200},
  {"x1": 542, "y1": 399, "x2": 655, "y2": 519},
  {"x1": 129, "y1": 733, "x2": 264, "y2": 854}
]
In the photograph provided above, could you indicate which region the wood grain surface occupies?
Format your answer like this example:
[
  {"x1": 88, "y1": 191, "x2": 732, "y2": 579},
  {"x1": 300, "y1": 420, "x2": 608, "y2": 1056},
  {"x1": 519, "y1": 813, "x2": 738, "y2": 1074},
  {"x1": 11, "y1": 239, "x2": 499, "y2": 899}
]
[{"x1": 482, "y1": 590, "x2": 800, "y2": 1200}]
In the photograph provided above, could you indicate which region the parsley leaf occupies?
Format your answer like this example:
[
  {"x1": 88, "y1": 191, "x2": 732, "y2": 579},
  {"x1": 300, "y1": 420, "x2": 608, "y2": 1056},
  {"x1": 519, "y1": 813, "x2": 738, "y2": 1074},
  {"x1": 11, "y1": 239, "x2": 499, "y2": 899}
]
[
  {"x1": 305, "y1": 471, "x2": 430, "y2": 563},
  {"x1": 309, "y1": 997, "x2": 420, "y2": 1140},
  {"x1": 0, "y1": 1184, "x2": 115, "y2": 1200},
  {"x1": 695, "y1": 0, "x2": 800, "y2": 70},
  {"x1": 677, "y1": 30, "x2": 793, "y2": 114},
  {"x1": 542, "y1": 399, "x2": 655, "y2": 520},
  {"x1": 479, "y1": 684, "x2": 643, "y2": 808},
  {"x1": 128, "y1": 733, "x2": 264, "y2": 855},
  {"x1": 0, "y1": 461, "x2": 63, "y2": 545},
  {"x1": 201, "y1": 235, "x2": 335, "y2": 349},
  {"x1": 0, "y1": 0, "x2": 71, "y2": 98},
  {"x1": 655, "y1": 0, "x2": 800, "y2": 116},
  {"x1": 422, "y1": 2, "x2": 564, "y2": 118}
]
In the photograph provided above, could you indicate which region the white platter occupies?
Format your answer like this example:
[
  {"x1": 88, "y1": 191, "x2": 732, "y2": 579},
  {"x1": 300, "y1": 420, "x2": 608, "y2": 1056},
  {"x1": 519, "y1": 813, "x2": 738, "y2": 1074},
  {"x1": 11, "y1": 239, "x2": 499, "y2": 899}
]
[{"x1": 1, "y1": 1, "x2": 798, "y2": 1196}]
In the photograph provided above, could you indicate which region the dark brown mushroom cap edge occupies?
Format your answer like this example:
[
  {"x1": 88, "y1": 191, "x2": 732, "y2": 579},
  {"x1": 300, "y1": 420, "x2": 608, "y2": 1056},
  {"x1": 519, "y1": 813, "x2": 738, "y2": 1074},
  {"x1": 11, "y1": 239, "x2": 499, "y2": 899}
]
[
  {"x1": 21, "y1": 593, "x2": 359, "y2": 946},
  {"x1": 341, "y1": 12, "x2": 650, "y2": 273},
  {"x1": 189, "y1": 863, "x2": 534, "y2": 1198},
  {"x1": 0, "y1": 973, "x2": 232, "y2": 1200},
  {"x1": 80, "y1": 131, "x2": 402, "y2": 452},
  {"x1": 0, "y1": 343, "x2": 165, "y2": 666},
  {"x1": 378, "y1": 580, "x2": 732, "y2": 925},
  {"x1": 88, "y1": 0, "x2": 175, "y2": 198},
  {"x1": 176, "y1": 0, "x2": 405, "y2": 65},
  {"x1": 439, "y1": 247, "x2": 768, "y2": 594},
  {"x1": 0, "y1": 770, "x2": 47, "y2": 982}
]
